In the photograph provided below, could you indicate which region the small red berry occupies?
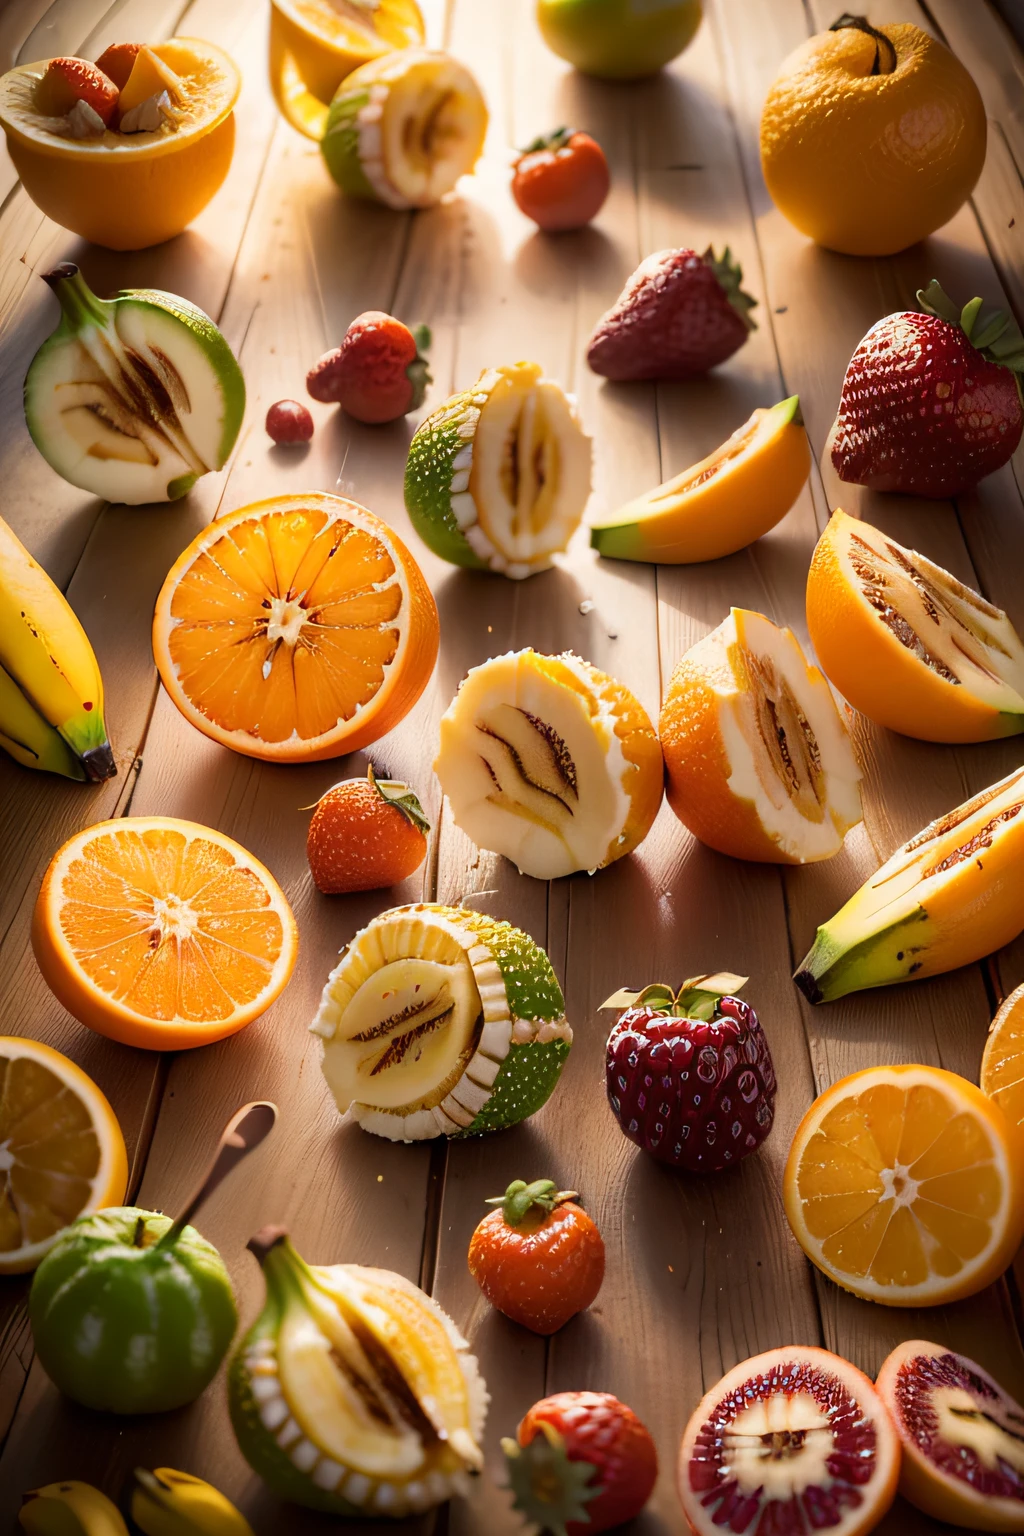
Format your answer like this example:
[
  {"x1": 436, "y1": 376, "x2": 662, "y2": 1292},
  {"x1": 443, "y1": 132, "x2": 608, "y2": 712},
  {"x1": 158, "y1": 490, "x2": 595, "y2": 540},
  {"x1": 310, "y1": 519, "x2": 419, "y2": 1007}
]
[
  {"x1": 266, "y1": 399, "x2": 314, "y2": 445},
  {"x1": 512, "y1": 127, "x2": 610, "y2": 232},
  {"x1": 468, "y1": 1179, "x2": 605, "y2": 1335},
  {"x1": 94, "y1": 42, "x2": 143, "y2": 91},
  {"x1": 306, "y1": 312, "x2": 431, "y2": 424},
  {"x1": 307, "y1": 765, "x2": 429, "y2": 894},
  {"x1": 37, "y1": 57, "x2": 118, "y2": 125}
]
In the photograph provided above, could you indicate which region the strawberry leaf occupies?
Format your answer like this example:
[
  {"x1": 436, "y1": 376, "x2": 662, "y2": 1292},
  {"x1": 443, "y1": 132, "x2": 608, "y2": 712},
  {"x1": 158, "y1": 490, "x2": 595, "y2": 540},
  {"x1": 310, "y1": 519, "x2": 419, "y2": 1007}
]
[
  {"x1": 368, "y1": 764, "x2": 431, "y2": 835},
  {"x1": 503, "y1": 1426, "x2": 600, "y2": 1536},
  {"x1": 918, "y1": 281, "x2": 1024, "y2": 376},
  {"x1": 703, "y1": 246, "x2": 758, "y2": 332}
]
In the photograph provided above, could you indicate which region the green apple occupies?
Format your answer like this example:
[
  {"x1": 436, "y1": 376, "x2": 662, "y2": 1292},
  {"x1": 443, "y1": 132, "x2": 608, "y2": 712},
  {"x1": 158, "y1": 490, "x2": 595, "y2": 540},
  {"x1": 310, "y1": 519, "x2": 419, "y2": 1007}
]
[{"x1": 536, "y1": 0, "x2": 702, "y2": 79}]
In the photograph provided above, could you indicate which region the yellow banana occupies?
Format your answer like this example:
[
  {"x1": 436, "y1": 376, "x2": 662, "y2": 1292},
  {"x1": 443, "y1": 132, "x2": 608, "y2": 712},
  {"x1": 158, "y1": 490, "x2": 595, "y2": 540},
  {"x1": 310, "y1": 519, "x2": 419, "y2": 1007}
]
[
  {"x1": 130, "y1": 1470, "x2": 254, "y2": 1536},
  {"x1": 0, "y1": 659, "x2": 87, "y2": 779},
  {"x1": 0, "y1": 515, "x2": 114, "y2": 780},
  {"x1": 19, "y1": 1481, "x2": 128, "y2": 1536}
]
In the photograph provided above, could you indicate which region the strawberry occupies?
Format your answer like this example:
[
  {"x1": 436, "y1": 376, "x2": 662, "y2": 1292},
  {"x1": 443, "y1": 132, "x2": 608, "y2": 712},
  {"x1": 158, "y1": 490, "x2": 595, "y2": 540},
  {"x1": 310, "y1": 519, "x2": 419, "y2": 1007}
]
[
  {"x1": 306, "y1": 765, "x2": 429, "y2": 894},
  {"x1": 467, "y1": 1179, "x2": 605, "y2": 1335},
  {"x1": 830, "y1": 280, "x2": 1024, "y2": 499},
  {"x1": 604, "y1": 973, "x2": 776, "y2": 1172},
  {"x1": 93, "y1": 42, "x2": 143, "y2": 91},
  {"x1": 586, "y1": 247, "x2": 757, "y2": 381},
  {"x1": 306, "y1": 312, "x2": 432, "y2": 424},
  {"x1": 36, "y1": 57, "x2": 118, "y2": 126},
  {"x1": 503, "y1": 1391, "x2": 658, "y2": 1536}
]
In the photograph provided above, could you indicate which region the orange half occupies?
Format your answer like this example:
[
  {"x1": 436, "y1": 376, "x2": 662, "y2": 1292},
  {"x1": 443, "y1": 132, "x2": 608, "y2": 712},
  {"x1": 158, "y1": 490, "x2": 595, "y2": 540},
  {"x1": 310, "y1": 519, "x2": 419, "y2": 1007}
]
[
  {"x1": 32, "y1": 817, "x2": 298, "y2": 1051},
  {"x1": 981, "y1": 983, "x2": 1024, "y2": 1132},
  {"x1": 152, "y1": 493, "x2": 439, "y2": 762}
]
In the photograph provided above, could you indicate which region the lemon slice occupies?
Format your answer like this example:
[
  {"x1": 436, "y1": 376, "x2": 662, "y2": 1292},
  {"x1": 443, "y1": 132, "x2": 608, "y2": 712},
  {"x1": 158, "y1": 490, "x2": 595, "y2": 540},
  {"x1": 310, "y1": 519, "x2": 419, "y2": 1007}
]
[{"x1": 0, "y1": 1037, "x2": 128, "y2": 1274}]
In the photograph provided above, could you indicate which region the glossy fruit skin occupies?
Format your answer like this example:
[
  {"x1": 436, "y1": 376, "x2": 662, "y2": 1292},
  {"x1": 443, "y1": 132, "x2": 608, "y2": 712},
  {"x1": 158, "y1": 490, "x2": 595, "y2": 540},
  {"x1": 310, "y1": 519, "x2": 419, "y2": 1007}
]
[
  {"x1": 29, "y1": 1207, "x2": 237, "y2": 1413},
  {"x1": 761, "y1": 21, "x2": 986, "y2": 256},
  {"x1": 515, "y1": 1392, "x2": 658, "y2": 1534},
  {"x1": 467, "y1": 1188, "x2": 605, "y2": 1334},
  {"x1": 265, "y1": 398, "x2": 314, "y2": 443},
  {"x1": 587, "y1": 248, "x2": 754, "y2": 381},
  {"x1": 536, "y1": 0, "x2": 702, "y2": 80},
  {"x1": 512, "y1": 129, "x2": 609, "y2": 231},
  {"x1": 830, "y1": 311, "x2": 1023, "y2": 499},
  {"x1": 37, "y1": 57, "x2": 118, "y2": 124},
  {"x1": 606, "y1": 995, "x2": 776, "y2": 1171},
  {"x1": 307, "y1": 311, "x2": 430, "y2": 423},
  {"x1": 307, "y1": 774, "x2": 428, "y2": 893}
]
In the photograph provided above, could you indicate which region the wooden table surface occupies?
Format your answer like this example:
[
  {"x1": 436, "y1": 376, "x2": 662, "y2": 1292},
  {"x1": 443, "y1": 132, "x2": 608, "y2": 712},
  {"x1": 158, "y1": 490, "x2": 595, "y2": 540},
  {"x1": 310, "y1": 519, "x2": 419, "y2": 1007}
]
[{"x1": 2, "y1": 0, "x2": 1024, "y2": 1530}]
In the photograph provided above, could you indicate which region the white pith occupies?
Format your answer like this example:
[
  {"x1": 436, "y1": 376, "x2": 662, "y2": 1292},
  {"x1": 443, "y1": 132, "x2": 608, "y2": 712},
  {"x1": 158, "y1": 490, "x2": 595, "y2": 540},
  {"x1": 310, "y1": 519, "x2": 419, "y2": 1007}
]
[
  {"x1": 702, "y1": 608, "x2": 862, "y2": 861},
  {"x1": 28, "y1": 301, "x2": 232, "y2": 504},
  {"x1": 725, "y1": 1393, "x2": 833, "y2": 1496},
  {"x1": 434, "y1": 649, "x2": 632, "y2": 879},
  {"x1": 352, "y1": 52, "x2": 486, "y2": 209},
  {"x1": 311, "y1": 904, "x2": 568, "y2": 1141},
  {"x1": 242, "y1": 1262, "x2": 488, "y2": 1516},
  {"x1": 834, "y1": 513, "x2": 1024, "y2": 714}
]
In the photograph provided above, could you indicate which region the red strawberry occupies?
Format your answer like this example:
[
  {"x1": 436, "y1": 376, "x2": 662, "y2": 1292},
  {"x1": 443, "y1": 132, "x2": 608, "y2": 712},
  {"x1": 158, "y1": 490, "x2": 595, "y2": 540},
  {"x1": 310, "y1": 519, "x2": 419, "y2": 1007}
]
[
  {"x1": 830, "y1": 280, "x2": 1024, "y2": 499},
  {"x1": 467, "y1": 1178, "x2": 605, "y2": 1335},
  {"x1": 36, "y1": 57, "x2": 118, "y2": 125},
  {"x1": 604, "y1": 974, "x2": 776, "y2": 1172},
  {"x1": 307, "y1": 765, "x2": 429, "y2": 894},
  {"x1": 306, "y1": 312, "x2": 432, "y2": 424},
  {"x1": 94, "y1": 42, "x2": 143, "y2": 91},
  {"x1": 504, "y1": 1390, "x2": 658, "y2": 1536},
  {"x1": 586, "y1": 247, "x2": 757, "y2": 381}
]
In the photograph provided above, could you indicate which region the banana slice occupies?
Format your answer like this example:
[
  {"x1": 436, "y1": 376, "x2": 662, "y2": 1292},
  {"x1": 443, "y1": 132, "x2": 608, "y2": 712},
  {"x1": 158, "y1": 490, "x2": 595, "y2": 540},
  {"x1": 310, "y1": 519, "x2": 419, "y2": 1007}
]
[
  {"x1": 434, "y1": 649, "x2": 663, "y2": 878},
  {"x1": 405, "y1": 362, "x2": 592, "y2": 578},
  {"x1": 321, "y1": 49, "x2": 487, "y2": 209},
  {"x1": 311, "y1": 903, "x2": 571, "y2": 1140}
]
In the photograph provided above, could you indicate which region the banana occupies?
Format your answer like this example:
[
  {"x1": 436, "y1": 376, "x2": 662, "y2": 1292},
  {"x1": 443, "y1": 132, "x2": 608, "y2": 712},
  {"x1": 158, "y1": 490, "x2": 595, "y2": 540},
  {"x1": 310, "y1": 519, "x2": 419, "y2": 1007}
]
[
  {"x1": 0, "y1": 516, "x2": 114, "y2": 780},
  {"x1": 0, "y1": 660, "x2": 86, "y2": 779},
  {"x1": 129, "y1": 1469, "x2": 254, "y2": 1536},
  {"x1": 19, "y1": 1481, "x2": 128, "y2": 1536}
]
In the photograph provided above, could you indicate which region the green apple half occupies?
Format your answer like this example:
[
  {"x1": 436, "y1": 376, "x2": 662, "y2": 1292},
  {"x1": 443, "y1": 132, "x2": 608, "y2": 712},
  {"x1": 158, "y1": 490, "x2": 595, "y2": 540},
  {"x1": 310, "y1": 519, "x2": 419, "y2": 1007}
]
[{"x1": 536, "y1": 0, "x2": 703, "y2": 79}]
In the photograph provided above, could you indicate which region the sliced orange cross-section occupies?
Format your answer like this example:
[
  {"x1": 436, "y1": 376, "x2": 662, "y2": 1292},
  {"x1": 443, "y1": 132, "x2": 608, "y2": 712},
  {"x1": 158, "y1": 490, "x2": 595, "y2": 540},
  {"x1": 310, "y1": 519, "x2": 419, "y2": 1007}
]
[
  {"x1": 784, "y1": 1064, "x2": 1024, "y2": 1307},
  {"x1": 0, "y1": 1036, "x2": 127, "y2": 1273},
  {"x1": 32, "y1": 817, "x2": 298, "y2": 1052},
  {"x1": 152, "y1": 493, "x2": 439, "y2": 762},
  {"x1": 981, "y1": 983, "x2": 1024, "y2": 1131}
]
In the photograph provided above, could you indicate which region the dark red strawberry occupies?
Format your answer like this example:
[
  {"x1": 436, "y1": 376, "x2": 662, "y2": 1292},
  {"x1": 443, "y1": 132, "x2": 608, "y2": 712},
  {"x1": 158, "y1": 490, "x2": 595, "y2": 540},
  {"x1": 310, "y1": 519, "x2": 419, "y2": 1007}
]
[
  {"x1": 830, "y1": 280, "x2": 1024, "y2": 499},
  {"x1": 306, "y1": 312, "x2": 431, "y2": 424},
  {"x1": 604, "y1": 973, "x2": 776, "y2": 1172},
  {"x1": 504, "y1": 1390, "x2": 658, "y2": 1536},
  {"x1": 586, "y1": 247, "x2": 757, "y2": 381}
]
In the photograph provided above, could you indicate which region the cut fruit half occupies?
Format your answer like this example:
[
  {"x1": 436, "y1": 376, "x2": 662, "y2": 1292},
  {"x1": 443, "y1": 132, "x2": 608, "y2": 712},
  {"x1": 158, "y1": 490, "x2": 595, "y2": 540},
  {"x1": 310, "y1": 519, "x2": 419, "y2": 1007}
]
[
  {"x1": 807, "y1": 510, "x2": 1024, "y2": 743},
  {"x1": 795, "y1": 764, "x2": 1024, "y2": 1002},
  {"x1": 590, "y1": 396, "x2": 810, "y2": 564},
  {"x1": 677, "y1": 1345, "x2": 900, "y2": 1536},
  {"x1": 270, "y1": 0, "x2": 425, "y2": 139},
  {"x1": 32, "y1": 816, "x2": 299, "y2": 1051},
  {"x1": 434, "y1": 649, "x2": 662, "y2": 879},
  {"x1": 877, "y1": 1339, "x2": 1024, "y2": 1532},
  {"x1": 311, "y1": 903, "x2": 571, "y2": 1141},
  {"x1": 659, "y1": 607, "x2": 862, "y2": 864},
  {"x1": 25, "y1": 264, "x2": 245, "y2": 504},
  {"x1": 0, "y1": 1036, "x2": 128, "y2": 1274},
  {"x1": 321, "y1": 49, "x2": 487, "y2": 208},
  {"x1": 982, "y1": 984, "x2": 1024, "y2": 1131},
  {"x1": 152, "y1": 493, "x2": 439, "y2": 762},
  {"x1": 405, "y1": 362, "x2": 592, "y2": 578},
  {"x1": 230, "y1": 1230, "x2": 487, "y2": 1516},
  {"x1": 783, "y1": 1064, "x2": 1024, "y2": 1307}
]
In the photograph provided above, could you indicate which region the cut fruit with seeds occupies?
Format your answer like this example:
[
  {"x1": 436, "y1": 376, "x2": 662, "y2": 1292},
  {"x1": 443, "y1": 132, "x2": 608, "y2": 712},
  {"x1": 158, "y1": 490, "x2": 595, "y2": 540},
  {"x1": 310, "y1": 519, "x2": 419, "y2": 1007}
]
[
  {"x1": 434, "y1": 649, "x2": 662, "y2": 879},
  {"x1": 677, "y1": 1346, "x2": 900, "y2": 1536},
  {"x1": 807, "y1": 509, "x2": 1024, "y2": 742},
  {"x1": 783, "y1": 1064, "x2": 1024, "y2": 1306},
  {"x1": 405, "y1": 362, "x2": 592, "y2": 578},
  {"x1": 311, "y1": 904, "x2": 571, "y2": 1140},
  {"x1": 660, "y1": 607, "x2": 862, "y2": 864}
]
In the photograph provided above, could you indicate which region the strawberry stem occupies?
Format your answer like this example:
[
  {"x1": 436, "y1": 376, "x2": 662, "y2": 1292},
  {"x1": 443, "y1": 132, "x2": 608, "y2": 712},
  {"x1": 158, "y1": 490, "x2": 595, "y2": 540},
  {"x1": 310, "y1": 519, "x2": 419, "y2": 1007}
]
[
  {"x1": 829, "y1": 14, "x2": 897, "y2": 74},
  {"x1": 486, "y1": 1178, "x2": 578, "y2": 1225},
  {"x1": 703, "y1": 247, "x2": 758, "y2": 332},
  {"x1": 918, "y1": 280, "x2": 1024, "y2": 375},
  {"x1": 368, "y1": 763, "x2": 431, "y2": 836},
  {"x1": 519, "y1": 125, "x2": 575, "y2": 155}
]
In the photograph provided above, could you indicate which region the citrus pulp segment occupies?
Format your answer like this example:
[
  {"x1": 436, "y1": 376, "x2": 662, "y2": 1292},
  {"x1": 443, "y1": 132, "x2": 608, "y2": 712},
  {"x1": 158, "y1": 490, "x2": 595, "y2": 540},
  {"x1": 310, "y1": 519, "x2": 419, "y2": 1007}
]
[
  {"x1": 434, "y1": 649, "x2": 662, "y2": 879},
  {"x1": 795, "y1": 764, "x2": 1024, "y2": 1002},
  {"x1": 321, "y1": 49, "x2": 487, "y2": 208},
  {"x1": 982, "y1": 984, "x2": 1024, "y2": 1132},
  {"x1": 807, "y1": 511, "x2": 1024, "y2": 742},
  {"x1": 0, "y1": 1037, "x2": 127, "y2": 1274},
  {"x1": 659, "y1": 607, "x2": 862, "y2": 863},
  {"x1": 270, "y1": 0, "x2": 425, "y2": 140},
  {"x1": 311, "y1": 903, "x2": 571, "y2": 1140},
  {"x1": 0, "y1": 40, "x2": 241, "y2": 249},
  {"x1": 589, "y1": 396, "x2": 809, "y2": 563},
  {"x1": 152, "y1": 494, "x2": 438, "y2": 761},
  {"x1": 32, "y1": 817, "x2": 298, "y2": 1051},
  {"x1": 784, "y1": 1064, "x2": 1024, "y2": 1306}
]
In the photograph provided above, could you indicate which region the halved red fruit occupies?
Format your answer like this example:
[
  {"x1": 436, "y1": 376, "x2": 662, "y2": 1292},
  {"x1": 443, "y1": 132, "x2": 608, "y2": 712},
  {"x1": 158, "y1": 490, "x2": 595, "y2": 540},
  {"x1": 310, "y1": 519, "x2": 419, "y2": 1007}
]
[
  {"x1": 877, "y1": 1340, "x2": 1024, "y2": 1532},
  {"x1": 677, "y1": 1345, "x2": 900, "y2": 1536}
]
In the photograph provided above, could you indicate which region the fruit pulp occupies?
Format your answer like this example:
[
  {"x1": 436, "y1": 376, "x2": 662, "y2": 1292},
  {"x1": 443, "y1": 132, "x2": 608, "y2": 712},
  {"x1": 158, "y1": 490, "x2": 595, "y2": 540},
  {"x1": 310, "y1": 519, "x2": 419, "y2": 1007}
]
[
  {"x1": 982, "y1": 984, "x2": 1024, "y2": 1131},
  {"x1": 269, "y1": 0, "x2": 425, "y2": 139}
]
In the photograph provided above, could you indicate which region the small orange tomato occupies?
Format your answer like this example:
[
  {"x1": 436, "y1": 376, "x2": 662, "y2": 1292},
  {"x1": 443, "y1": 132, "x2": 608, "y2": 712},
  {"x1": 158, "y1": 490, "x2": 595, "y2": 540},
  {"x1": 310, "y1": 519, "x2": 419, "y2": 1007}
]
[
  {"x1": 306, "y1": 764, "x2": 430, "y2": 894},
  {"x1": 512, "y1": 126, "x2": 610, "y2": 231}
]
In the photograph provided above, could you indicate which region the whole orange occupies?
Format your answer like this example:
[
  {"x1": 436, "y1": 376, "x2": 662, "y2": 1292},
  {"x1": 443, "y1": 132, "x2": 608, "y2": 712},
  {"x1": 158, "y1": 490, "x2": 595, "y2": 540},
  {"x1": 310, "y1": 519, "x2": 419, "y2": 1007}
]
[{"x1": 760, "y1": 17, "x2": 986, "y2": 257}]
